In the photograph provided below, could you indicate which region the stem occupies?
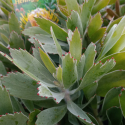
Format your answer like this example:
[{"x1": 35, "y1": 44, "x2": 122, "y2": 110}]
[{"x1": 92, "y1": 108, "x2": 103, "y2": 125}]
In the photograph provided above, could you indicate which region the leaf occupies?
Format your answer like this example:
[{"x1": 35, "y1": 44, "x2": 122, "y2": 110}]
[
  {"x1": 88, "y1": 13, "x2": 102, "y2": 37},
  {"x1": 108, "y1": 0, "x2": 117, "y2": 5},
  {"x1": 39, "y1": 48, "x2": 56, "y2": 74},
  {"x1": 67, "y1": 10, "x2": 83, "y2": 36},
  {"x1": 50, "y1": 27, "x2": 62, "y2": 58},
  {"x1": 9, "y1": 12, "x2": 21, "y2": 35},
  {"x1": 0, "y1": 61, "x2": 7, "y2": 75},
  {"x1": 0, "y1": 33, "x2": 9, "y2": 44},
  {"x1": 69, "y1": 28, "x2": 82, "y2": 63},
  {"x1": 0, "y1": 113, "x2": 28, "y2": 125},
  {"x1": 92, "y1": 0, "x2": 110, "y2": 15},
  {"x1": 101, "y1": 87, "x2": 122, "y2": 114},
  {"x1": 28, "y1": 109, "x2": 41, "y2": 125},
  {"x1": 9, "y1": 31, "x2": 25, "y2": 49},
  {"x1": 1, "y1": 72, "x2": 43, "y2": 100},
  {"x1": 77, "y1": 58, "x2": 116, "y2": 92},
  {"x1": 35, "y1": 17, "x2": 68, "y2": 41},
  {"x1": 83, "y1": 42, "x2": 96, "y2": 76},
  {"x1": 0, "y1": 86, "x2": 13, "y2": 115},
  {"x1": 62, "y1": 53, "x2": 78, "y2": 89},
  {"x1": 0, "y1": 42, "x2": 9, "y2": 54},
  {"x1": 1, "y1": 7, "x2": 9, "y2": 16},
  {"x1": 106, "y1": 107, "x2": 122, "y2": 125},
  {"x1": 36, "y1": 105, "x2": 67, "y2": 125},
  {"x1": 67, "y1": 101, "x2": 92, "y2": 125},
  {"x1": 97, "y1": 70, "x2": 125, "y2": 96},
  {"x1": 81, "y1": 0, "x2": 95, "y2": 33},
  {"x1": 119, "y1": 90, "x2": 125, "y2": 117},
  {"x1": 22, "y1": 27, "x2": 50, "y2": 36}
]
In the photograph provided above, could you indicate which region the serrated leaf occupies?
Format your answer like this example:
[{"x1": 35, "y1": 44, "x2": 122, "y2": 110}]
[
  {"x1": 88, "y1": 13, "x2": 102, "y2": 37},
  {"x1": 1, "y1": 72, "x2": 43, "y2": 100},
  {"x1": 101, "y1": 87, "x2": 122, "y2": 114},
  {"x1": 0, "y1": 61, "x2": 7, "y2": 75},
  {"x1": 28, "y1": 109, "x2": 41, "y2": 125},
  {"x1": 50, "y1": 27, "x2": 62, "y2": 58},
  {"x1": 36, "y1": 105, "x2": 67, "y2": 125},
  {"x1": 0, "y1": 86, "x2": 13, "y2": 115},
  {"x1": 69, "y1": 28, "x2": 82, "y2": 63},
  {"x1": 9, "y1": 31, "x2": 25, "y2": 49},
  {"x1": 62, "y1": 53, "x2": 78, "y2": 89},
  {"x1": 92, "y1": 0, "x2": 110, "y2": 15},
  {"x1": 67, "y1": 10, "x2": 83, "y2": 36},
  {"x1": 81, "y1": 0, "x2": 95, "y2": 33},
  {"x1": 77, "y1": 58, "x2": 116, "y2": 92},
  {"x1": 97, "y1": 70, "x2": 125, "y2": 96},
  {"x1": 106, "y1": 107, "x2": 122, "y2": 125},
  {"x1": 0, "y1": 113, "x2": 28, "y2": 125},
  {"x1": 119, "y1": 90, "x2": 125, "y2": 117},
  {"x1": 22, "y1": 27, "x2": 50, "y2": 37},
  {"x1": 83, "y1": 42, "x2": 96, "y2": 76},
  {"x1": 77, "y1": 54, "x2": 85, "y2": 80},
  {"x1": 39, "y1": 48, "x2": 56, "y2": 74},
  {"x1": 35, "y1": 17, "x2": 68, "y2": 41},
  {"x1": 9, "y1": 12, "x2": 21, "y2": 35},
  {"x1": 0, "y1": 42, "x2": 9, "y2": 54},
  {"x1": 67, "y1": 101, "x2": 92, "y2": 125}
]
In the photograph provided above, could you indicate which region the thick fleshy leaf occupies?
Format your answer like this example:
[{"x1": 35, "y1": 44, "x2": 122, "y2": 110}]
[
  {"x1": 92, "y1": 0, "x2": 110, "y2": 15},
  {"x1": 77, "y1": 58, "x2": 116, "y2": 92},
  {"x1": 1, "y1": 33, "x2": 9, "y2": 44},
  {"x1": 70, "y1": 28, "x2": 82, "y2": 63},
  {"x1": 50, "y1": 27, "x2": 62, "y2": 58},
  {"x1": 119, "y1": 89, "x2": 125, "y2": 117},
  {"x1": 81, "y1": 0, "x2": 95, "y2": 33},
  {"x1": 67, "y1": 101, "x2": 92, "y2": 125},
  {"x1": 67, "y1": 10, "x2": 83, "y2": 36},
  {"x1": 22, "y1": 27, "x2": 50, "y2": 37},
  {"x1": 97, "y1": 70, "x2": 125, "y2": 96},
  {"x1": 0, "y1": 113, "x2": 28, "y2": 125},
  {"x1": 0, "y1": 72, "x2": 43, "y2": 100},
  {"x1": 36, "y1": 105, "x2": 67, "y2": 125},
  {"x1": 9, "y1": 12, "x2": 21, "y2": 35},
  {"x1": 0, "y1": 86, "x2": 13, "y2": 115},
  {"x1": 39, "y1": 48, "x2": 56, "y2": 74},
  {"x1": 35, "y1": 17, "x2": 68, "y2": 41},
  {"x1": 0, "y1": 61, "x2": 7, "y2": 75},
  {"x1": 9, "y1": 31, "x2": 25, "y2": 49},
  {"x1": 62, "y1": 53, "x2": 78, "y2": 89},
  {"x1": 0, "y1": 42, "x2": 9, "y2": 54},
  {"x1": 88, "y1": 13, "x2": 102, "y2": 38},
  {"x1": 101, "y1": 87, "x2": 122, "y2": 114},
  {"x1": 83, "y1": 42, "x2": 96, "y2": 76},
  {"x1": 106, "y1": 107, "x2": 122, "y2": 125}
]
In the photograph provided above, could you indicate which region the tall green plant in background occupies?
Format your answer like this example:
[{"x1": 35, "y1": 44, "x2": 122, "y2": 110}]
[{"x1": 0, "y1": 0, "x2": 125, "y2": 125}]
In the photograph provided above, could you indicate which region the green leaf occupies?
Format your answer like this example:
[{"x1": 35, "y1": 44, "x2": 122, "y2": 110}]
[
  {"x1": 50, "y1": 27, "x2": 63, "y2": 58},
  {"x1": 0, "y1": 61, "x2": 7, "y2": 75},
  {"x1": 106, "y1": 107, "x2": 122, "y2": 125},
  {"x1": 0, "y1": 42, "x2": 9, "y2": 54},
  {"x1": 101, "y1": 87, "x2": 122, "y2": 114},
  {"x1": 1, "y1": 72, "x2": 43, "y2": 100},
  {"x1": 1, "y1": 7, "x2": 9, "y2": 16},
  {"x1": 9, "y1": 31, "x2": 25, "y2": 49},
  {"x1": 0, "y1": 113, "x2": 28, "y2": 125},
  {"x1": 35, "y1": 17, "x2": 68, "y2": 41},
  {"x1": 22, "y1": 27, "x2": 50, "y2": 37},
  {"x1": 0, "y1": 33, "x2": 9, "y2": 44},
  {"x1": 67, "y1": 10, "x2": 83, "y2": 36},
  {"x1": 69, "y1": 28, "x2": 82, "y2": 63},
  {"x1": 81, "y1": 0, "x2": 95, "y2": 33},
  {"x1": 36, "y1": 105, "x2": 67, "y2": 125},
  {"x1": 67, "y1": 101, "x2": 92, "y2": 124},
  {"x1": 9, "y1": 12, "x2": 21, "y2": 35},
  {"x1": 77, "y1": 58, "x2": 116, "y2": 91},
  {"x1": 83, "y1": 42, "x2": 96, "y2": 76},
  {"x1": 62, "y1": 53, "x2": 78, "y2": 89},
  {"x1": 28, "y1": 109, "x2": 41, "y2": 125},
  {"x1": 108, "y1": 0, "x2": 117, "y2": 5},
  {"x1": 119, "y1": 89, "x2": 125, "y2": 117},
  {"x1": 97, "y1": 70, "x2": 125, "y2": 96},
  {"x1": 39, "y1": 48, "x2": 56, "y2": 74},
  {"x1": 88, "y1": 13, "x2": 102, "y2": 37},
  {"x1": 0, "y1": 86, "x2": 13, "y2": 115},
  {"x1": 92, "y1": 0, "x2": 110, "y2": 15}
]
